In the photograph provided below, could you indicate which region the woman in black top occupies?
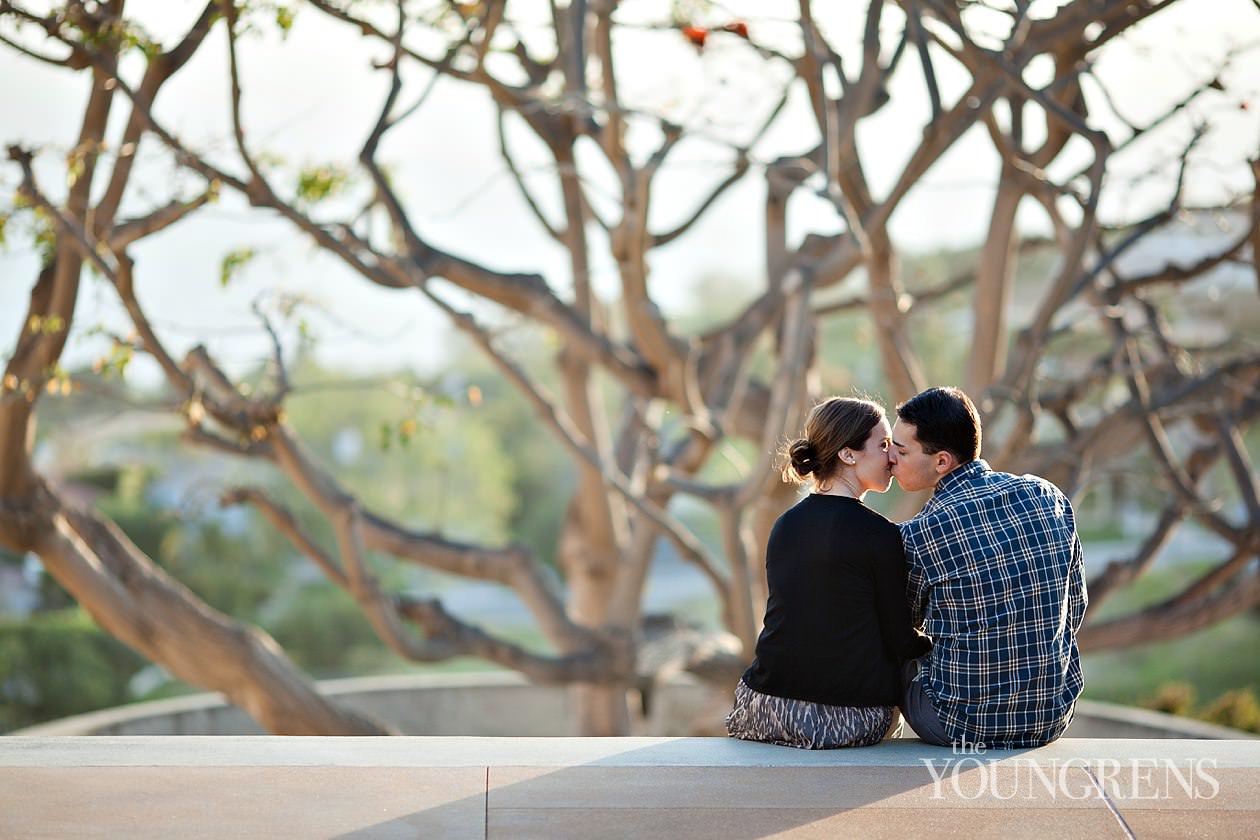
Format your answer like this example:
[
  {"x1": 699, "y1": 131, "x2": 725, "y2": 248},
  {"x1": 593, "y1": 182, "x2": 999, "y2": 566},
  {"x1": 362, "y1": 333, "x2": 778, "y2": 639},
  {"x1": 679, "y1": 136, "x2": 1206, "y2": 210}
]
[{"x1": 725, "y1": 396, "x2": 930, "y2": 748}]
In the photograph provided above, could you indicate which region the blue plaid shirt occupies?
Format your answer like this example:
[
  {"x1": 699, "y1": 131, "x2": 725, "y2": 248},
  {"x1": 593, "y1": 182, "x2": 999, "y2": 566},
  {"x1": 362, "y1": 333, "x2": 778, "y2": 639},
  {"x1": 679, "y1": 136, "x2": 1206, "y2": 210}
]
[{"x1": 901, "y1": 459, "x2": 1087, "y2": 748}]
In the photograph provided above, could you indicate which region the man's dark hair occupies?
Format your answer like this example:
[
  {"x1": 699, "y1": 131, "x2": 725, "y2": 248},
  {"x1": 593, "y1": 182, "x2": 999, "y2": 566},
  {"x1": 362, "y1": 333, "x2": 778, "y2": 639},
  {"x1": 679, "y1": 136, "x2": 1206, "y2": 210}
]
[{"x1": 896, "y1": 386, "x2": 981, "y2": 464}]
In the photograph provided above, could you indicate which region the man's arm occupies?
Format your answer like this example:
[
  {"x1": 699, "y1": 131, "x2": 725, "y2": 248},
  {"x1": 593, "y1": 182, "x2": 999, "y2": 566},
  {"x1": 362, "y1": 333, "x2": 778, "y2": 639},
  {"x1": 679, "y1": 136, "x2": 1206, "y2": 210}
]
[
  {"x1": 1067, "y1": 531, "x2": 1088, "y2": 634},
  {"x1": 901, "y1": 522, "x2": 931, "y2": 631}
]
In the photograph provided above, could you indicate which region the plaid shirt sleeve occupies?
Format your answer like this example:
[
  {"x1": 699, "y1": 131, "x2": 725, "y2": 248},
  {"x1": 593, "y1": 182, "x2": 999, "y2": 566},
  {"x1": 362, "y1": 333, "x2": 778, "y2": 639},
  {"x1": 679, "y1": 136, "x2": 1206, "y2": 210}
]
[
  {"x1": 899, "y1": 460, "x2": 1087, "y2": 748},
  {"x1": 1068, "y1": 531, "x2": 1088, "y2": 635},
  {"x1": 906, "y1": 534, "x2": 930, "y2": 632}
]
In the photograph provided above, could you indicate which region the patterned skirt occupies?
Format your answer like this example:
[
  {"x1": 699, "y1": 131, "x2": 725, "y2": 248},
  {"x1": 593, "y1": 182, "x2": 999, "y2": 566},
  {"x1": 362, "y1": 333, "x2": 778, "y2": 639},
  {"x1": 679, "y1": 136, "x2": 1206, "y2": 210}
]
[{"x1": 724, "y1": 679, "x2": 901, "y2": 749}]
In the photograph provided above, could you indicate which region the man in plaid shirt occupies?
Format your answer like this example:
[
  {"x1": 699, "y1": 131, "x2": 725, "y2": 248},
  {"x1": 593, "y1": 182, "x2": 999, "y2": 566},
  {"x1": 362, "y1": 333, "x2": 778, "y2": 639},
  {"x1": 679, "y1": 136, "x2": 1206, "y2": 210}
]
[{"x1": 889, "y1": 387, "x2": 1087, "y2": 748}]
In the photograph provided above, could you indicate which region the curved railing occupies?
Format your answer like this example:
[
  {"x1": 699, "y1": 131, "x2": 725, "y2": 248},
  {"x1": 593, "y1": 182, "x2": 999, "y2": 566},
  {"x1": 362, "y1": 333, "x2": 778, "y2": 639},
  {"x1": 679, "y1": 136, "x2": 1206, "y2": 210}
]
[{"x1": 10, "y1": 672, "x2": 1256, "y2": 740}]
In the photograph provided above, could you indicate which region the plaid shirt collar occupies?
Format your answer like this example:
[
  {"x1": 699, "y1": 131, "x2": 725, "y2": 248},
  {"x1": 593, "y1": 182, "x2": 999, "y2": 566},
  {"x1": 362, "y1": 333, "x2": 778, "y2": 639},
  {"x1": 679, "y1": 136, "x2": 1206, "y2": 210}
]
[{"x1": 929, "y1": 458, "x2": 990, "y2": 503}]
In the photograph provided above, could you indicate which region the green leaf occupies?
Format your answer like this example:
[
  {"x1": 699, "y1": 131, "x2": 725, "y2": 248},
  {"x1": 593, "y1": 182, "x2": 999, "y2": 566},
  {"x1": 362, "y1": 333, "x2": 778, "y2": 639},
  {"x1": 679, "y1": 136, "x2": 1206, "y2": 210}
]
[
  {"x1": 295, "y1": 164, "x2": 349, "y2": 206},
  {"x1": 92, "y1": 342, "x2": 133, "y2": 381},
  {"x1": 34, "y1": 212, "x2": 57, "y2": 267},
  {"x1": 220, "y1": 248, "x2": 257, "y2": 287},
  {"x1": 398, "y1": 418, "x2": 416, "y2": 447},
  {"x1": 275, "y1": 6, "x2": 296, "y2": 35}
]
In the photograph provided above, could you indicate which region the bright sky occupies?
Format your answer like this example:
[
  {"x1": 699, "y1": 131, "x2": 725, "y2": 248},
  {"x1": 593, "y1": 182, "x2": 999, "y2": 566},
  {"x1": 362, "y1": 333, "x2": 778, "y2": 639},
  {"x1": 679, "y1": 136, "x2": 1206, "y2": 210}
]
[{"x1": 2, "y1": 1, "x2": 1257, "y2": 385}]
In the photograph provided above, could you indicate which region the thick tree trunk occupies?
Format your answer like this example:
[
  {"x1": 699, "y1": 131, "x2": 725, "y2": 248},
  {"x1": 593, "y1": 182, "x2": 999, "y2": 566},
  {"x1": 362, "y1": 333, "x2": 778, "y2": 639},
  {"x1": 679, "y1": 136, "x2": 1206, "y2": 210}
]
[
  {"x1": 557, "y1": 498, "x2": 630, "y2": 734},
  {"x1": 571, "y1": 682, "x2": 632, "y2": 735},
  {"x1": 867, "y1": 242, "x2": 924, "y2": 405},
  {"x1": 745, "y1": 481, "x2": 799, "y2": 644},
  {"x1": 967, "y1": 171, "x2": 1022, "y2": 396}
]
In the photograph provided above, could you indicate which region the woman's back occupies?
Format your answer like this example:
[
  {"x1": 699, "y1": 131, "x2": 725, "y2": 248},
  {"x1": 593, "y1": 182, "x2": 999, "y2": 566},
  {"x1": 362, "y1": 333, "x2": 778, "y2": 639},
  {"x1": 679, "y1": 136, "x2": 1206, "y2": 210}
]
[{"x1": 742, "y1": 493, "x2": 916, "y2": 708}]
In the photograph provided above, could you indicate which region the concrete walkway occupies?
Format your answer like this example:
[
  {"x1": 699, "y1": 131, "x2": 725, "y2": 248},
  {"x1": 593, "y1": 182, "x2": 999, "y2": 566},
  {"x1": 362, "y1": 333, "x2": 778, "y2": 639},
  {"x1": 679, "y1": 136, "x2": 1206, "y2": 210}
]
[{"x1": 2, "y1": 737, "x2": 1257, "y2": 839}]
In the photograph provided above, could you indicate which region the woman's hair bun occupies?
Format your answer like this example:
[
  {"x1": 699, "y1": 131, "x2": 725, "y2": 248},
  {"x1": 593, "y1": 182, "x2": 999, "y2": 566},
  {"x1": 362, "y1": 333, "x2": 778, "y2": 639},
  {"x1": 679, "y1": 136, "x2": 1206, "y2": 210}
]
[{"x1": 788, "y1": 438, "x2": 819, "y2": 476}]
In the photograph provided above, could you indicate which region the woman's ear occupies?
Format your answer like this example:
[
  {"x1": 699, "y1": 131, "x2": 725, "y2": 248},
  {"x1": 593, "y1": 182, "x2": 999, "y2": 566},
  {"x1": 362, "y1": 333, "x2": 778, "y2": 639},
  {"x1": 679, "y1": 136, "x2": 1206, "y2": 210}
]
[{"x1": 841, "y1": 449, "x2": 856, "y2": 465}]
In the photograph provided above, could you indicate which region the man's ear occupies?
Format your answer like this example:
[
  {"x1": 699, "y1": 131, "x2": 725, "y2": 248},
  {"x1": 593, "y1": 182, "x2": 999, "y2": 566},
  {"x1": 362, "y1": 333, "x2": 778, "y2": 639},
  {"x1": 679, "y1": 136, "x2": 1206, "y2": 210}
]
[{"x1": 933, "y1": 450, "x2": 957, "y2": 475}]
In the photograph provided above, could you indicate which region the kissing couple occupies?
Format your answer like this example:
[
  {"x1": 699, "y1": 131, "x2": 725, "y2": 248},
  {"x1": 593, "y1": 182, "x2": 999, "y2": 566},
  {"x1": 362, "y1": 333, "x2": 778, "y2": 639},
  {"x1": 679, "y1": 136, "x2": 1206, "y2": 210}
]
[{"x1": 725, "y1": 387, "x2": 1088, "y2": 750}]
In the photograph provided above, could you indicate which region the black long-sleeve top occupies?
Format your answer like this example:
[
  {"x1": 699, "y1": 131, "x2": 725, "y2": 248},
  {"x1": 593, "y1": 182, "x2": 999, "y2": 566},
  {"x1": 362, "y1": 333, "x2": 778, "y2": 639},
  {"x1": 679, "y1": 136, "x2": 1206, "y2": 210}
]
[{"x1": 742, "y1": 493, "x2": 931, "y2": 708}]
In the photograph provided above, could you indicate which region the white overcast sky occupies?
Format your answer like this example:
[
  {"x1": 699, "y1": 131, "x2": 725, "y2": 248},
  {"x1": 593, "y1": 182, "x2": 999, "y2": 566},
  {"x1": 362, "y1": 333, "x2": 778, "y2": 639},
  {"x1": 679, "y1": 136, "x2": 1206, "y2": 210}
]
[{"x1": 2, "y1": 0, "x2": 1257, "y2": 385}]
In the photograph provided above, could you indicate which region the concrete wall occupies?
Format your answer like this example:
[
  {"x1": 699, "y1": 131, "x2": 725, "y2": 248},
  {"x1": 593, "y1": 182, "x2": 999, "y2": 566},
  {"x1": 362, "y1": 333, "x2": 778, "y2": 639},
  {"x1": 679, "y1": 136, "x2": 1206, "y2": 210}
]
[
  {"x1": 1062, "y1": 699, "x2": 1258, "y2": 740},
  {"x1": 10, "y1": 672, "x2": 1256, "y2": 740},
  {"x1": 11, "y1": 673, "x2": 587, "y2": 737}
]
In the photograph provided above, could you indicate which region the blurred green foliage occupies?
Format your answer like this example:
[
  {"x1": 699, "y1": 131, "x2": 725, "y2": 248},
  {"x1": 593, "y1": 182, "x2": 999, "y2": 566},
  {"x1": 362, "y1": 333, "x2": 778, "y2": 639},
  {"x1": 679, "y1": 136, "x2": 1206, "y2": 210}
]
[
  {"x1": 1141, "y1": 681, "x2": 1198, "y2": 717},
  {"x1": 1199, "y1": 689, "x2": 1260, "y2": 733},
  {"x1": 265, "y1": 583, "x2": 389, "y2": 676},
  {"x1": 1138, "y1": 681, "x2": 1260, "y2": 735},
  {"x1": 274, "y1": 354, "x2": 521, "y2": 548},
  {"x1": 0, "y1": 609, "x2": 147, "y2": 733}
]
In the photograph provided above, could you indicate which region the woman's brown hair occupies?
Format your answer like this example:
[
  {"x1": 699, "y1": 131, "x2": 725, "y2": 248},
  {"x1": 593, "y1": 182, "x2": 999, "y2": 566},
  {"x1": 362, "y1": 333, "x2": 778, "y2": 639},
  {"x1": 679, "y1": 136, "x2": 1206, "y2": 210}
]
[{"x1": 781, "y1": 396, "x2": 885, "y2": 486}]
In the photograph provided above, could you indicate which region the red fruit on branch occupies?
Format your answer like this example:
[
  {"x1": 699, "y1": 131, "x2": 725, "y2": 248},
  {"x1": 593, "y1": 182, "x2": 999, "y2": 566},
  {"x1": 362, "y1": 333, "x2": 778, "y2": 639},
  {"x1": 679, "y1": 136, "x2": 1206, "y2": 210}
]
[{"x1": 681, "y1": 25, "x2": 708, "y2": 48}]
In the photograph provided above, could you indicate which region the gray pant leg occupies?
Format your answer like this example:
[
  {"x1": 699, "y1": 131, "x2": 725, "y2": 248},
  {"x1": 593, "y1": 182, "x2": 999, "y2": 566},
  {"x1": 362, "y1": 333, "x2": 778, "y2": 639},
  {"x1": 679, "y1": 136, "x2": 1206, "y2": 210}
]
[{"x1": 901, "y1": 656, "x2": 953, "y2": 747}]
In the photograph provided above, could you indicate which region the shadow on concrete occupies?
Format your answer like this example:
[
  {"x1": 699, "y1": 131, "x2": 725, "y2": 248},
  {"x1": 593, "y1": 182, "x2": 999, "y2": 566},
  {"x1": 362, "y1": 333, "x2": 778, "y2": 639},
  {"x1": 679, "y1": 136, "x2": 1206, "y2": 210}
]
[{"x1": 328, "y1": 738, "x2": 1073, "y2": 840}]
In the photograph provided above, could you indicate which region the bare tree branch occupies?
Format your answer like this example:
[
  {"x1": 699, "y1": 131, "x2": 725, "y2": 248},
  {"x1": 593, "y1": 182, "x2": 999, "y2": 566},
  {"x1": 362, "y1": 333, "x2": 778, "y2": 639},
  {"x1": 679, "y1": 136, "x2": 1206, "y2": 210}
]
[
  {"x1": 108, "y1": 193, "x2": 217, "y2": 250},
  {"x1": 420, "y1": 283, "x2": 730, "y2": 601},
  {"x1": 1080, "y1": 571, "x2": 1260, "y2": 651},
  {"x1": 221, "y1": 486, "x2": 349, "y2": 588}
]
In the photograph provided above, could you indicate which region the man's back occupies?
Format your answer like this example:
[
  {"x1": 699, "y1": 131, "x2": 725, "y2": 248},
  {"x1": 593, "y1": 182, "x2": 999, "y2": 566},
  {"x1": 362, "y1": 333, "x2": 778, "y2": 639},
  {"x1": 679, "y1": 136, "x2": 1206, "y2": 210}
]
[{"x1": 900, "y1": 459, "x2": 1088, "y2": 748}]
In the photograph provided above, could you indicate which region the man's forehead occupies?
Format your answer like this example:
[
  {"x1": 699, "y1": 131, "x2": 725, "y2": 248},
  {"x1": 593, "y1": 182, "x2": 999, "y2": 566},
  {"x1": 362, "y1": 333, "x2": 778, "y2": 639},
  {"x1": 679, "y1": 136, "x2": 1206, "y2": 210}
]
[{"x1": 891, "y1": 419, "x2": 919, "y2": 445}]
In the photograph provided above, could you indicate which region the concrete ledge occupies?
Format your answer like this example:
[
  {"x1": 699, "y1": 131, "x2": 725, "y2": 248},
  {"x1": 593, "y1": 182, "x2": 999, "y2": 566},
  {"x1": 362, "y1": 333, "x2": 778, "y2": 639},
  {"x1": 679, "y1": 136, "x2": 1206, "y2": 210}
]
[
  {"x1": 4, "y1": 734, "x2": 1260, "y2": 767},
  {"x1": 2, "y1": 737, "x2": 1258, "y2": 839}
]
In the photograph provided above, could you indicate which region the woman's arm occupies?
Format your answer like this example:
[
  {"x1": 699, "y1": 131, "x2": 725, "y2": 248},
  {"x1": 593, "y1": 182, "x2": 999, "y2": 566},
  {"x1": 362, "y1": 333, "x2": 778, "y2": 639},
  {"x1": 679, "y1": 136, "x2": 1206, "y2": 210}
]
[{"x1": 873, "y1": 522, "x2": 932, "y2": 661}]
